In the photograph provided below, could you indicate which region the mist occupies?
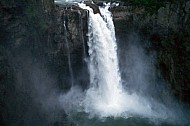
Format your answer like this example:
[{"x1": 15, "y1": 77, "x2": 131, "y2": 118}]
[
  {"x1": 57, "y1": 30, "x2": 190, "y2": 125},
  {"x1": 2, "y1": 1, "x2": 190, "y2": 126},
  {"x1": 1, "y1": 43, "x2": 72, "y2": 125},
  {"x1": 117, "y1": 32, "x2": 190, "y2": 124}
]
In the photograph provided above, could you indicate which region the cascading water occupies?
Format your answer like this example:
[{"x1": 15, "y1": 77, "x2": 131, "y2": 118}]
[
  {"x1": 78, "y1": 10, "x2": 87, "y2": 62},
  {"x1": 77, "y1": 3, "x2": 186, "y2": 122},
  {"x1": 59, "y1": 2, "x2": 189, "y2": 125},
  {"x1": 63, "y1": 10, "x2": 74, "y2": 86},
  {"x1": 78, "y1": 3, "x2": 159, "y2": 118},
  {"x1": 79, "y1": 2, "x2": 124, "y2": 116}
]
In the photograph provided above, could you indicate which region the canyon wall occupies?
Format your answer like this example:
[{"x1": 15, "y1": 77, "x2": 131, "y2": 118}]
[
  {"x1": 0, "y1": 0, "x2": 190, "y2": 125},
  {"x1": 111, "y1": 1, "x2": 190, "y2": 103}
]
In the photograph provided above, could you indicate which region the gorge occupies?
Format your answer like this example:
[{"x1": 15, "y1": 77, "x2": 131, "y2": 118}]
[{"x1": 0, "y1": 0, "x2": 190, "y2": 126}]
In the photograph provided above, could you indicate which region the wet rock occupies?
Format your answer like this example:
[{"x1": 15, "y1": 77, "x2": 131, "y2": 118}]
[
  {"x1": 54, "y1": 3, "x2": 89, "y2": 90},
  {"x1": 84, "y1": 0, "x2": 101, "y2": 14},
  {"x1": 111, "y1": 1, "x2": 190, "y2": 103}
]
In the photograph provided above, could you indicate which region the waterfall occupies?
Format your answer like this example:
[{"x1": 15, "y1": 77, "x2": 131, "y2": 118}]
[
  {"x1": 79, "y1": 2, "x2": 123, "y2": 111},
  {"x1": 63, "y1": 10, "x2": 74, "y2": 86},
  {"x1": 78, "y1": 10, "x2": 87, "y2": 63},
  {"x1": 78, "y1": 2, "x2": 175, "y2": 119},
  {"x1": 56, "y1": 2, "x2": 189, "y2": 125}
]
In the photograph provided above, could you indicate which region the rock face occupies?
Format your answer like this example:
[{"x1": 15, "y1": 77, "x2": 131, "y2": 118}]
[
  {"x1": 111, "y1": 1, "x2": 190, "y2": 103},
  {"x1": 0, "y1": 0, "x2": 190, "y2": 125},
  {"x1": 0, "y1": 0, "x2": 89, "y2": 125},
  {"x1": 53, "y1": 3, "x2": 89, "y2": 90},
  {"x1": 0, "y1": 0, "x2": 54, "y2": 125}
]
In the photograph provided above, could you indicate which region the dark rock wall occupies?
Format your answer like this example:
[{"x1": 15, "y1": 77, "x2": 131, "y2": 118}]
[
  {"x1": 111, "y1": 1, "x2": 190, "y2": 103},
  {"x1": 0, "y1": 0, "x2": 56, "y2": 125},
  {"x1": 0, "y1": 0, "x2": 190, "y2": 125},
  {"x1": 53, "y1": 4, "x2": 89, "y2": 90},
  {"x1": 0, "y1": 0, "x2": 87, "y2": 125}
]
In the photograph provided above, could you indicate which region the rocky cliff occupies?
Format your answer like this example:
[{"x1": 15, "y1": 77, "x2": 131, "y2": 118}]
[
  {"x1": 0, "y1": 0, "x2": 90, "y2": 125},
  {"x1": 0, "y1": 0, "x2": 64, "y2": 125},
  {"x1": 53, "y1": 3, "x2": 89, "y2": 90},
  {"x1": 0, "y1": 0, "x2": 190, "y2": 125},
  {"x1": 111, "y1": 1, "x2": 190, "y2": 103}
]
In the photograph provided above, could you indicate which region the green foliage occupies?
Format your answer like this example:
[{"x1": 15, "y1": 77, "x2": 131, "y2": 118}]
[
  {"x1": 25, "y1": 5, "x2": 38, "y2": 18},
  {"x1": 24, "y1": 5, "x2": 49, "y2": 33},
  {"x1": 0, "y1": 0, "x2": 16, "y2": 7},
  {"x1": 126, "y1": 0, "x2": 168, "y2": 14},
  {"x1": 120, "y1": 0, "x2": 188, "y2": 15},
  {"x1": 39, "y1": 20, "x2": 49, "y2": 33}
]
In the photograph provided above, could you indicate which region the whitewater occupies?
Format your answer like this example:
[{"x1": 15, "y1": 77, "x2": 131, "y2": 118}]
[
  {"x1": 58, "y1": 2, "x2": 190, "y2": 125},
  {"x1": 78, "y1": 2, "x2": 173, "y2": 120}
]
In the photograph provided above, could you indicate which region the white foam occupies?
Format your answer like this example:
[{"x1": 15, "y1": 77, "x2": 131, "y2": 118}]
[
  {"x1": 56, "y1": 3, "x2": 190, "y2": 125},
  {"x1": 78, "y1": 3, "x2": 169, "y2": 119}
]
